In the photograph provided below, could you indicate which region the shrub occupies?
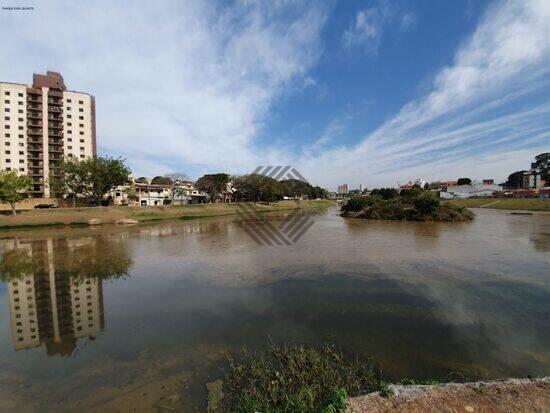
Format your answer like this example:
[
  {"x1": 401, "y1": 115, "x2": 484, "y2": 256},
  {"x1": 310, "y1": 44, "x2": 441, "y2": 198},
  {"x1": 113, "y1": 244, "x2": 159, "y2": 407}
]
[
  {"x1": 412, "y1": 192, "x2": 440, "y2": 214},
  {"x1": 222, "y1": 343, "x2": 383, "y2": 413},
  {"x1": 343, "y1": 196, "x2": 369, "y2": 212}
]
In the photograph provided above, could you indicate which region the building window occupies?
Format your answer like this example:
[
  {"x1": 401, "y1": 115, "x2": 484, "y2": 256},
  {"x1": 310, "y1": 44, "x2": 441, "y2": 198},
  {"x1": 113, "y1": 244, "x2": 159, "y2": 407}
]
[
  {"x1": 5, "y1": 142, "x2": 10, "y2": 146},
  {"x1": 4, "y1": 133, "x2": 9, "y2": 137},
  {"x1": 79, "y1": 100, "x2": 83, "y2": 104},
  {"x1": 67, "y1": 122, "x2": 72, "y2": 126},
  {"x1": 4, "y1": 99, "x2": 9, "y2": 103},
  {"x1": 4, "y1": 116, "x2": 9, "y2": 120},
  {"x1": 79, "y1": 124, "x2": 84, "y2": 127},
  {"x1": 18, "y1": 134, "x2": 23, "y2": 138},
  {"x1": 67, "y1": 106, "x2": 71, "y2": 110},
  {"x1": 67, "y1": 138, "x2": 72, "y2": 142},
  {"x1": 18, "y1": 126, "x2": 23, "y2": 130},
  {"x1": 19, "y1": 159, "x2": 24, "y2": 163},
  {"x1": 18, "y1": 109, "x2": 23, "y2": 114},
  {"x1": 5, "y1": 150, "x2": 10, "y2": 154},
  {"x1": 67, "y1": 130, "x2": 72, "y2": 134},
  {"x1": 68, "y1": 146, "x2": 72, "y2": 149},
  {"x1": 5, "y1": 159, "x2": 10, "y2": 163},
  {"x1": 79, "y1": 108, "x2": 83, "y2": 112},
  {"x1": 80, "y1": 139, "x2": 84, "y2": 143},
  {"x1": 18, "y1": 101, "x2": 23, "y2": 105},
  {"x1": 4, "y1": 91, "x2": 10, "y2": 95},
  {"x1": 79, "y1": 131, "x2": 84, "y2": 135},
  {"x1": 67, "y1": 99, "x2": 71, "y2": 103},
  {"x1": 67, "y1": 114, "x2": 72, "y2": 119},
  {"x1": 79, "y1": 116, "x2": 83, "y2": 120},
  {"x1": 18, "y1": 93, "x2": 23, "y2": 97},
  {"x1": 18, "y1": 117, "x2": 23, "y2": 122},
  {"x1": 19, "y1": 167, "x2": 24, "y2": 172},
  {"x1": 4, "y1": 108, "x2": 9, "y2": 112}
]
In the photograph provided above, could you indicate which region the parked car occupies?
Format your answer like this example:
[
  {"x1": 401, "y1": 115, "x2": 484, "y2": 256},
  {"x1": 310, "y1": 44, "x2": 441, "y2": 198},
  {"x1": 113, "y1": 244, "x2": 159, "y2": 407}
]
[{"x1": 34, "y1": 204, "x2": 59, "y2": 209}]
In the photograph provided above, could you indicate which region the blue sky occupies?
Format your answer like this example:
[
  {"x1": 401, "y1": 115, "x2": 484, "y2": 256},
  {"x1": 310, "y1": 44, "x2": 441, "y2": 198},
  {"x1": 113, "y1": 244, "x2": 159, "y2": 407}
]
[{"x1": 1, "y1": 0, "x2": 549, "y2": 189}]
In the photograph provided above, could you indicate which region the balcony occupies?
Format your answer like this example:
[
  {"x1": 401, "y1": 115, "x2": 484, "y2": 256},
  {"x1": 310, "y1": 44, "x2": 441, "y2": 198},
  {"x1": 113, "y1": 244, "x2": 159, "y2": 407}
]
[
  {"x1": 48, "y1": 131, "x2": 63, "y2": 138},
  {"x1": 49, "y1": 122, "x2": 63, "y2": 130},
  {"x1": 27, "y1": 104, "x2": 42, "y2": 111},
  {"x1": 48, "y1": 115, "x2": 62, "y2": 122},
  {"x1": 27, "y1": 120, "x2": 42, "y2": 128},
  {"x1": 28, "y1": 145, "x2": 42, "y2": 152},
  {"x1": 28, "y1": 128, "x2": 42, "y2": 136},
  {"x1": 48, "y1": 139, "x2": 63, "y2": 145},
  {"x1": 28, "y1": 112, "x2": 42, "y2": 120},
  {"x1": 49, "y1": 148, "x2": 64, "y2": 154},
  {"x1": 48, "y1": 106, "x2": 62, "y2": 113},
  {"x1": 28, "y1": 154, "x2": 44, "y2": 160},
  {"x1": 29, "y1": 169, "x2": 43, "y2": 176},
  {"x1": 27, "y1": 138, "x2": 42, "y2": 144},
  {"x1": 47, "y1": 98, "x2": 63, "y2": 106}
]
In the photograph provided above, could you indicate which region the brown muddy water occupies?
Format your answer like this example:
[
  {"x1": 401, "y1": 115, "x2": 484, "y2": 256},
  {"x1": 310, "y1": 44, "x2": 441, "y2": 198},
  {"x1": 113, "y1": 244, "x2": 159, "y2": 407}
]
[{"x1": 0, "y1": 207, "x2": 549, "y2": 412}]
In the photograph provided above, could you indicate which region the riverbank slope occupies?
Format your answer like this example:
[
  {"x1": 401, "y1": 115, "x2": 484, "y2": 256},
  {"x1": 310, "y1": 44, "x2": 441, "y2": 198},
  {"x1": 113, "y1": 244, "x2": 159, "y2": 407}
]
[
  {"x1": 0, "y1": 200, "x2": 334, "y2": 230},
  {"x1": 444, "y1": 198, "x2": 550, "y2": 212},
  {"x1": 348, "y1": 377, "x2": 550, "y2": 413}
]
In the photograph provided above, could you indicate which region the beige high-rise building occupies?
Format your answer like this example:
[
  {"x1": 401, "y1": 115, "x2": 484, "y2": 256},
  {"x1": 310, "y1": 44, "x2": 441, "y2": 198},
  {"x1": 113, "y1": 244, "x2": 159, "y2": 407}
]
[{"x1": 0, "y1": 71, "x2": 96, "y2": 198}]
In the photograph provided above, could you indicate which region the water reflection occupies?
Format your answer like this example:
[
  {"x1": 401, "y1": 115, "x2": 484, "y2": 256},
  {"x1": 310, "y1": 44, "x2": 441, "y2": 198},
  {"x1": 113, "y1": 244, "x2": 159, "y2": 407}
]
[
  {"x1": 0, "y1": 235, "x2": 132, "y2": 356},
  {"x1": 0, "y1": 209, "x2": 548, "y2": 412}
]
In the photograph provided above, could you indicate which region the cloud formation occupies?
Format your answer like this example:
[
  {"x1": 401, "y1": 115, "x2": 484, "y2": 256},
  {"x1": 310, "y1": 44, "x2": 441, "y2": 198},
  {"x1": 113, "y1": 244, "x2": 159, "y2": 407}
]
[
  {"x1": 298, "y1": 0, "x2": 550, "y2": 187},
  {"x1": 0, "y1": 0, "x2": 328, "y2": 177}
]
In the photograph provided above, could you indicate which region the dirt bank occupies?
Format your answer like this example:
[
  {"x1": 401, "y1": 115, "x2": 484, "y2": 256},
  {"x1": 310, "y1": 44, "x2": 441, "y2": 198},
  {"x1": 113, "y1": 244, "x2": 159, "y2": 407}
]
[
  {"x1": 348, "y1": 378, "x2": 550, "y2": 413},
  {"x1": 0, "y1": 200, "x2": 334, "y2": 230}
]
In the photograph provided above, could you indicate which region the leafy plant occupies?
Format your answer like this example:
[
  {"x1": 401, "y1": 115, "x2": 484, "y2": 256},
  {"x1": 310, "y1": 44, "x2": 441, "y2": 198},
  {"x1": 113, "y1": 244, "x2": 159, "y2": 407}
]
[{"x1": 222, "y1": 342, "x2": 383, "y2": 413}]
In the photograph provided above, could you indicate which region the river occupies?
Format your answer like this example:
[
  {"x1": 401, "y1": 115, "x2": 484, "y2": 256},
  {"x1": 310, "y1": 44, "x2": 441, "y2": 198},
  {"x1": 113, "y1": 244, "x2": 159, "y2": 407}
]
[{"x1": 0, "y1": 207, "x2": 549, "y2": 412}]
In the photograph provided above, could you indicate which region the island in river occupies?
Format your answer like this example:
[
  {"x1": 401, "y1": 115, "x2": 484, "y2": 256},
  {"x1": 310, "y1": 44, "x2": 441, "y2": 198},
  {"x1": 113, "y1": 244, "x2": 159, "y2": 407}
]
[{"x1": 341, "y1": 191, "x2": 474, "y2": 222}]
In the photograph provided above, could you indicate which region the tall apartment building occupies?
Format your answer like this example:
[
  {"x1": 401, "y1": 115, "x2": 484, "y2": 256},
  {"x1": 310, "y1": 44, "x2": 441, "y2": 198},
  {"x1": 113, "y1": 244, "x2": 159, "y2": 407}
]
[{"x1": 0, "y1": 71, "x2": 96, "y2": 198}]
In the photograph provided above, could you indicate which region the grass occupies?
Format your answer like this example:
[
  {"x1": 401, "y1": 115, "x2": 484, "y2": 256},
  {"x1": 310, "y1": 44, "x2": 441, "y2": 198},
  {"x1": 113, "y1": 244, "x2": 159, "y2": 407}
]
[
  {"x1": 221, "y1": 342, "x2": 385, "y2": 413},
  {"x1": 0, "y1": 200, "x2": 335, "y2": 231},
  {"x1": 444, "y1": 198, "x2": 550, "y2": 212}
]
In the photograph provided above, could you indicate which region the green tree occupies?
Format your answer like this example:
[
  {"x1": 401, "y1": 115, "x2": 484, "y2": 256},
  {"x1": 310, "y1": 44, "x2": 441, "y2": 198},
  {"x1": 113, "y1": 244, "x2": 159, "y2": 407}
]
[
  {"x1": 151, "y1": 176, "x2": 173, "y2": 185},
  {"x1": 457, "y1": 177, "x2": 472, "y2": 185},
  {"x1": 531, "y1": 152, "x2": 550, "y2": 181},
  {"x1": 135, "y1": 176, "x2": 148, "y2": 183},
  {"x1": 63, "y1": 156, "x2": 131, "y2": 204},
  {"x1": 413, "y1": 191, "x2": 440, "y2": 214},
  {"x1": 195, "y1": 173, "x2": 230, "y2": 202},
  {"x1": 0, "y1": 171, "x2": 31, "y2": 215}
]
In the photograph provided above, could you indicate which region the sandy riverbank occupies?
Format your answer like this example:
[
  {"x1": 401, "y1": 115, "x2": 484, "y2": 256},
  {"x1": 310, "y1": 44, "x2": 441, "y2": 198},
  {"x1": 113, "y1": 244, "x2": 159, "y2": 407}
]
[
  {"x1": 0, "y1": 200, "x2": 334, "y2": 230},
  {"x1": 348, "y1": 377, "x2": 550, "y2": 413}
]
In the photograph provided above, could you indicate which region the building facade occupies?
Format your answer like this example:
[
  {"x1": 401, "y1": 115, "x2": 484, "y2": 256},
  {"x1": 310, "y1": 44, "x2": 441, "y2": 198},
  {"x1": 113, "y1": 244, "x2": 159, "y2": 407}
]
[
  {"x1": 337, "y1": 184, "x2": 348, "y2": 195},
  {"x1": 0, "y1": 71, "x2": 96, "y2": 198}
]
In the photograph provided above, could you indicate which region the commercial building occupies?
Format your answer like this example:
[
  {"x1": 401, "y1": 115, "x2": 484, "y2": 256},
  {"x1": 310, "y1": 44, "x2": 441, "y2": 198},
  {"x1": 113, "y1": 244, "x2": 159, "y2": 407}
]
[{"x1": 0, "y1": 71, "x2": 96, "y2": 198}]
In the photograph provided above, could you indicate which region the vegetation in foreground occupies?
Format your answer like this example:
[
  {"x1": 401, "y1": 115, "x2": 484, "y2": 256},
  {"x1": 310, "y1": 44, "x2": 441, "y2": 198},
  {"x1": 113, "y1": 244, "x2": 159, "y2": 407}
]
[
  {"x1": 222, "y1": 342, "x2": 384, "y2": 413},
  {"x1": 341, "y1": 188, "x2": 474, "y2": 222},
  {"x1": 444, "y1": 198, "x2": 550, "y2": 212}
]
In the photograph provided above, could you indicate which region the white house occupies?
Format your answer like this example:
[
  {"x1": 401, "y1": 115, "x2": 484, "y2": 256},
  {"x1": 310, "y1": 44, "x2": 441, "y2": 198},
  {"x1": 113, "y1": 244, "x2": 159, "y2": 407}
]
[{"x1": 439, "y1": 182, "x2": 500, "y2": 199}]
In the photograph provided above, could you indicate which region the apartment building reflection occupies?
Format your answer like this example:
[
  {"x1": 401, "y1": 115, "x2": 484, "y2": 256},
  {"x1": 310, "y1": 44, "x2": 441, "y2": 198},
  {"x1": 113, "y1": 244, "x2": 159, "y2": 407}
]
[{"x1": 4, "y1": 238, "x2": 104, "y2": 355}]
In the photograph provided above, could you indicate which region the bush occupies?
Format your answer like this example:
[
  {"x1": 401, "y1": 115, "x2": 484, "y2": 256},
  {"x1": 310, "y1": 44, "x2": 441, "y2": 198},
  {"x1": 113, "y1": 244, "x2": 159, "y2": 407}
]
[
  {"x1": 342, "y1": 196, "x2": 369, "y2": 212},
  {"x1": 222, "y1": 343, "x2": 383, "y2": 413},
  {"x1": 412, "y1": 192, "x2": 440, "y2": 214}
]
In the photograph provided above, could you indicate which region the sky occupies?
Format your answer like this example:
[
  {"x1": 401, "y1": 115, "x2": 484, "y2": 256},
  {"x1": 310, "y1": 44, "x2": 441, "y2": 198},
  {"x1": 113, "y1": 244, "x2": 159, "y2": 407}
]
[{"x1": 1, "y1": 0, "x2": 549, "y2": 189}]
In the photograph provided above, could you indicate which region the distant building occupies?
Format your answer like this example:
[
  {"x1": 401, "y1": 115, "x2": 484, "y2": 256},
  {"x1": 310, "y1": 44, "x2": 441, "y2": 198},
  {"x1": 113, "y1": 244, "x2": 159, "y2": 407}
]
[
  {"x1": 440, "y1": 182, "x2": 500, "y2": 199},
  {"x1": 0, "y1": 71, "x2": 96, "y2": 198},
  {"x1": 504, "y1": 170, "x2": 543, "y2": 190},
  {"x1": 482, "y1": 179, "x2": 495, "y2": 185},
  {"x1": 337, "y1": 184, "x2": 348, "y2": 195}
]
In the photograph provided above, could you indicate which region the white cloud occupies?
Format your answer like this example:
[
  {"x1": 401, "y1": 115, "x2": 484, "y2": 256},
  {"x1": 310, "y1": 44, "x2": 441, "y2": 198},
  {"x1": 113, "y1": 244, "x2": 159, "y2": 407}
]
[
  {"x1": 299, "y1": 0, "x2": 550, "y2": 189},
  {"x1": 0, "y1": 0, "x2": 328, "y2": 177},
  {"x1": 342, "y1": 7, "x2": 387, "y2": 52},
  {"x1": 400, "y1": 13, "x2": 416, "y2": 31}
]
